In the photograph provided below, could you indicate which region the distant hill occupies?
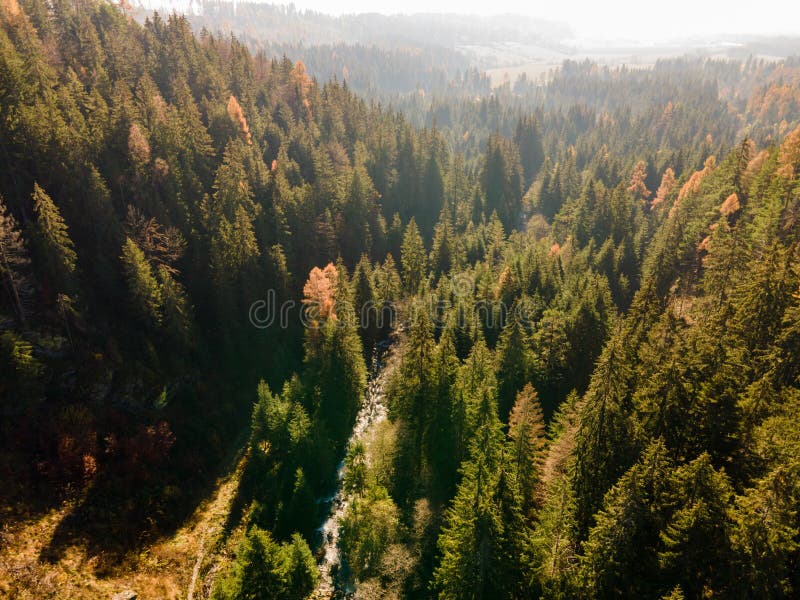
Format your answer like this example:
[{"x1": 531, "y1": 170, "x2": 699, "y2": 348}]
[{"x1": 131, "y1": 1, "x2": 573, "y2": 50}]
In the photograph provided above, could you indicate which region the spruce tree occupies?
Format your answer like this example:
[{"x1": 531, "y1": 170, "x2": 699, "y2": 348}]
[
  {"x1": 507, "y1": 383, "x2": 546, "y2": 510},
  {"x1": 120, "y1": 237, "x2": 161, "y2": 327},
  {"x1": 433, "y1": 340, "x2": 508, "y2": 599},
  {"x1": 30, "y1": 183, "x2": 77, "y2": 294},
  {"x1": 495, "y1": 315, "x2": 532, "y2": 420},
  {"x1": 514, "y1": 115, "x2": 544, "y2": 190},
  {"x1": 480, "y1": 134, "x2": 524, "y2": 233},
  {"x1": 400, "y1": 217, "x2": 427, "y2": 295}
]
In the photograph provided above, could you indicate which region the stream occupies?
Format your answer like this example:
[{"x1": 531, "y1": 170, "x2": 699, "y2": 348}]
[{"x1": 313, "y1": 341, "x2": 393, "y2": 598}]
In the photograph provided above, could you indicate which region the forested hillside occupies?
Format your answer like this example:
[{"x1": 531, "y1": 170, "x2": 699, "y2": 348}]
[{"x1": 1, "y1": 0, "x2": 799, "y2": 598}]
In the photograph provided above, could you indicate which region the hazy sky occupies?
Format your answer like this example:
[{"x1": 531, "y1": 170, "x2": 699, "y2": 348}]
[{"x1": 288, "y1": 0, "x2": 800, "y2": 42}]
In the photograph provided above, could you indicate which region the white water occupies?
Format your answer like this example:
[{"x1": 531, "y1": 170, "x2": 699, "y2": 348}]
[{"x1": 313, "y1": 345, "x2": 392, "y2": 598}]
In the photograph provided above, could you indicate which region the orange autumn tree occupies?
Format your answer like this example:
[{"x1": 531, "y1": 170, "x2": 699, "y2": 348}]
[
  {"x1": 0, "y1": 0, "x2": 20, "y2": 18},
  {"x1": 678, "y1": 156, "x2": 716, "y2": 202},
  {"x1": 303, "y1": 263, "x2": 338, "y2": 323},
  {"x1": 290, "y1": 60, "x2": 313, "y2": 119},
  {"x1": 719, "y1": 193, "x2": 741, "y2": 217},
  {"x1": 744, "y1": 149, "x2": 769, "y2": 184},
  {"x1": 777, "y1": 123, "x2": 800, "y2": 179},
  {"x1": 627, "y1": 160, "x2": 651, "y2": 201},
  {"x1": 652, "y1": 168, "x2": 676, "y2": 208},
  {"x1": 128, "y1": 123, "x2": 151, "y2": 167},
  {"x1": 670, "y1": 156, "x2": 716, "y2": 217},
  {"x1": 227, "y1": 95, "x2": 252, "y2": 145}
]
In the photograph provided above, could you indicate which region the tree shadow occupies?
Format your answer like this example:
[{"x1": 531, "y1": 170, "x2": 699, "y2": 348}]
[
  {"x1": 0, "y1": 458, "x2": 71, "y2": 530},
  {"x1": 38, "y1": 403, "x2": 249, "y2": 570}
]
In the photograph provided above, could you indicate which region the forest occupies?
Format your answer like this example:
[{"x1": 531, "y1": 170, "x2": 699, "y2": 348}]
[{"x1": 0, "y1": 0, "x2": 799, "y2": 598}]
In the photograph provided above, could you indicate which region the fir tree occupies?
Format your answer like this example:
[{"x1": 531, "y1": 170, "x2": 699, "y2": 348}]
[
  {"x1": 433, "y1": 344, "x2": 507, "y2": 598},
  {"x1": 120, "y1": 237, "x2": 161, "y2": 327},
  {"x1": 480, "y1": 134, "x2": 524, "y2": 233},
  {"x1": 514, "y1": 115, "x2": 545, "y2": 190},
  {"x1": 507, "y1": 383, "x2": 546, "y2": 510},
  {"x1": 495, "y1": 314, "x2": 532, "y2": 420},
  {"x1": 401, "y1": 217, "x2": 427, "y2": 295},
  {"x1": 30, "y1": 183, "x2": 77, "y2": 294}
]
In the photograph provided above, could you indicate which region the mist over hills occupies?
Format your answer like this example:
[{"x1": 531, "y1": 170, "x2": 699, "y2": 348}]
[
  {"x1": 132, "y1": 1, "x2": 573, "y2": 47},
  {"x1": 128, "y1": 0, "x2": 800, "y2": 98}
]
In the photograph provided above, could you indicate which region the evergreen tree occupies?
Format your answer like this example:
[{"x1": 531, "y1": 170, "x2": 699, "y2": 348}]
[
  {"x1": 495, "y1": 314, "x2": 532, "y2": 420},
  {"x1": 351, "y1": 254, "x2": 379, "y2": 351},
  {"x1": 425, "y1": 327, "x2": 460, "y2": 498},
  {"x1": 507, "y1": 383, "x2": 546, "y2": 510},
  {"x1": 120, "y1": 237, "x2": 161, "y2": 328},
  {"x1": 389, "y1": 303, "x2": 435, "y2": 480},
  {"x1": 581, "y1": 441, "x2": 673, "y2": 598},
  {"x1": 573, "y1": 331, "x2": 639, "y2": 538},
  {"x1": 514, "y1": 115, "x2": 544, "y2": 190},
  {"x1": 157, "y1": 265, "x2": 191, "y2": 348},
  {"x1": 430, "y1": 212, "x2": 454, "y2": 278},
  {"x1": 211, "y1": 527, "x2": 318, "y2": 600},
  {"x1": 401, "y1": 217, "x2": 427, "y2": 295},
  {"x1": 210, "y1": 205, "x2": 260, "y2": 287},
  {"x1": 419, "y1": 145, "x2": 446, "y2": 238},
  {"x1": 480, "y1": 134, "x2": 524, "y2": 232},
  {"x1": 433, "y1": 342, "x2": 508, "y2": 598},
  {"x1": 30, "y1": 183, "x2": 77, "y2": 294}
]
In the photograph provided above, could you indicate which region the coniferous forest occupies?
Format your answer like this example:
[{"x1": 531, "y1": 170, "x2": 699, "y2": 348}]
[{"x1": 1, "y1": 0, "x2": 800, "y2": 598}]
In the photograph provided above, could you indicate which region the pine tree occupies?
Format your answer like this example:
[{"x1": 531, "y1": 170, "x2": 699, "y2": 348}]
[
  {"x1": 537, "y1": 159, "x2": 562, "y2": 220},
  {"x1": 157, "y1": 265, "x2": 191, "y2": 347},
  {"x1": 337, "y1": 164, "x2": 377, "y2": 265},
  {"x1": 731, "y1": 460, "x2": 800, "y2": 596},
  {"x1": 376, "y1": 253, "x2": 401, "y2": 305},
  {"x1": 210, "y1": 204, "x2": 260, "y2": 286},
  {"x1": 419, "y1": 145, "x2": 445, "y2": 238},
  {"x1": 120, "y1": 237, "x2": 162, "y2": 327},
  {"x1": 392, "y1": 131, "x2": 418, "y2": 221},
  {"x1": 433, "y1": 359, "x2": 507, "y2": 598},
  {"x1": 424, "y1": 328, "x2": 460, "y2": 498},
  {"x1": 658, "y1": 454, "x2": 734, "y2": 598},
  {"x1": 514, "y1": 115, "x2": 544, "y2": 189},
  {"x1": 480, "y1": 134, "x2": 524, "y2": 232},
  {"x1": 573, "y1": 331, "x2": 639, "y2": 538},
  {"x1": 211, "y1": 526, "x2": 318, "y2": 600},
  {"x1": 30, "y1": 183, "x2": 77, "y2": 294},
  {"x1": 531, "y1": 307, "x2": 569, "y2": 405},
  {"x1": 530, "y1": 473, "x2": 578, "y2": 592},
  {"x1": 401, "y1": 217, "x2": 427, "y2": 295},
  {"x1": 508, "y1": 383, "x2": 546, "y2": 510},
  {"x1": 496, "y1": 315, "x2": 532, "y2": 420},
  {"x1": 430, "y1": 212, "x2": 454, "y2": 278},
  {"x1": 212, "y1": 140, "x2": 257, "y2": 222},
  {"x1": 351, "y1": 254, "x2": 379, "y2": 351},
  {"x1": 581, "y1": 441, "x2": 673, "y2": 597},
  {"x1": 390, "y1": 303, "x2": 435, "y2": 476}
]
